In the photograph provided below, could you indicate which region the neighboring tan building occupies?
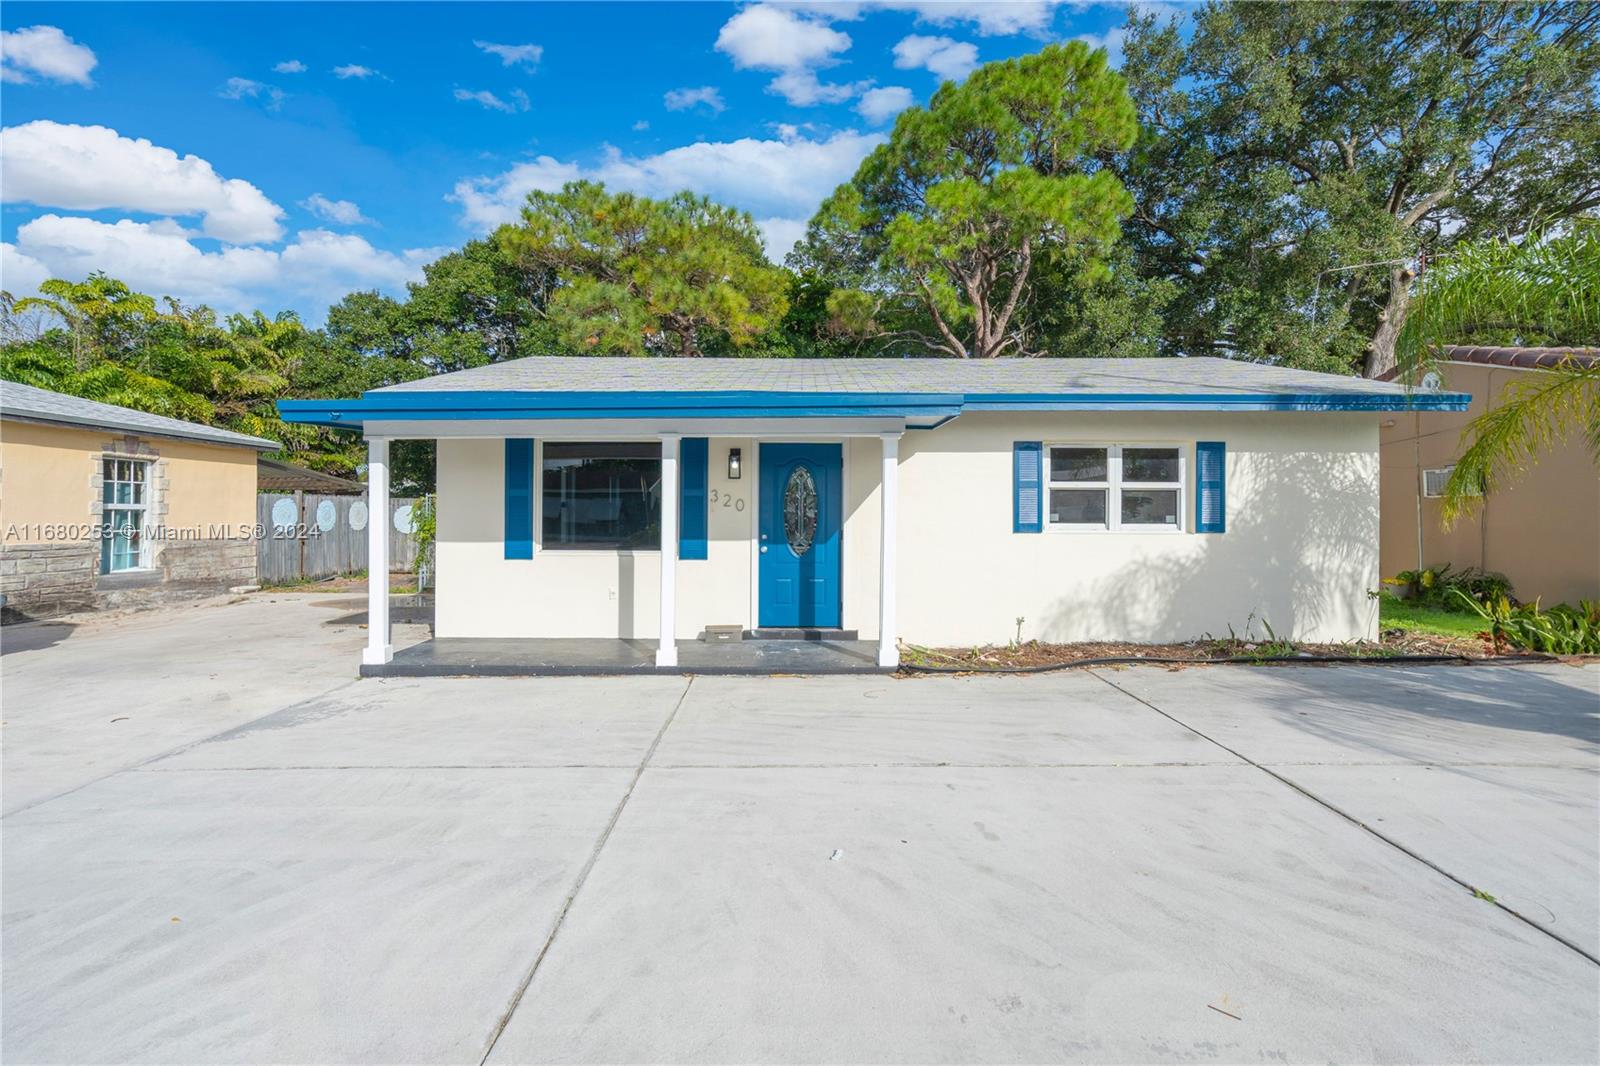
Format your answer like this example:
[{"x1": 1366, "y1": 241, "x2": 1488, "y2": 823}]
[
  {"x1": 1, "y1": 381, "x2": 277, "y2": 620},
  {"x1": 1380, "y1": 346, "x2": 1600, "y2": 606},
  {"x1": 278, "y1": 356, "x2": 1464, "y2": 674}
]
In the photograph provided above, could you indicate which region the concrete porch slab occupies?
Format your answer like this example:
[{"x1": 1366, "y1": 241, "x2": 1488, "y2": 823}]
[{"x1": 362, "y1": 637, "x2": 888, "y2": 677}]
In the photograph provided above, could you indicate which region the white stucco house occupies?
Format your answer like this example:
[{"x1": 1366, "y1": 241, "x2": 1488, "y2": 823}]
[{"x1": 279, "y1": 357, "x2": 1467, "y2": 674}]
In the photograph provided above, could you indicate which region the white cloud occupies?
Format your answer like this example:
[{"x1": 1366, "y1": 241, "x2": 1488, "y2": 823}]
[
  {"x1": 866, "y1": 2, "x2": 1065, "y2": 36},
  {"x1": 756, "y1": 216, "x2": 809, "y2": 260},
  {"x1": 219, "y1": 76, "x2": 284, "y2": 109},
  {"x1": 279, "y1": 229, "x2": 442, "y2": 296},
  {"x1": 664, "y1": 86, "x2": 726, "y2": 114},
  {"x1": 1074, "y1": 25, "x2": 1128, "y2": 67},
  {"x1": 10, "y1": 214, "x2": 442, "y2": 314},
  {"x1": 273, "y1": 59, "x2": 307, "y2": 74},
  {"x1": 769, "y1": 69, "x2": 868, "y2": 106},
  {"x1": 1, "y1": 241, "x2": 51, "y2": 297},
  {"x1": 715, "y1": 4, "x2": 866, "y2": 106},
  {"x1": 856, "y1": 85, "x2": 914, "y2": 124},
  {"x1": 300, "y1": 194, "x2": 372, "y2": 226},
  {"x1": 332, "y1": 64, "x2": 377, "y2": 80},
  {"x1": 0, "y1": 121, "x2": 285, "y2": 244},
  {"x1": 1, "y1": 25, "x2": 97, "y2": 86},
  {"x1": 474, "y1": 41, "x2": 542, "y2": 68},
  {"x1": 785, "y1": 2, "x2": 1067, "y2": 36},
  {"x1": 220, "y1": 76, "x2": 263, "y2": 98},
  {"x1": 892, "y1": 34, "x2": 979, "y2": 81},
  {"x1": 632, "y1": 119, "x2": 650, "y2": 131},
  {"x1": 453, "y1": 87, "x2": 529, "y2": 113},
  {"x1": 449, "y1": 129, "x2": 884, "y2": 249},
  {"x1": 716, "y1": 4, "x2": 852, "y2": 71},
  {"x1": 13, "y1": 216, "x2": 278, "y2": 308}
]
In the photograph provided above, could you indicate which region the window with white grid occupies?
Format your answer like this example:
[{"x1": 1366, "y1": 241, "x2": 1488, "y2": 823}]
[
  {"x1": 101, "y1": 458, "x2": 150, "y2": 572},
  {"x1": 1047, "y1": 445, "x2": 1185, "y2": 532}
]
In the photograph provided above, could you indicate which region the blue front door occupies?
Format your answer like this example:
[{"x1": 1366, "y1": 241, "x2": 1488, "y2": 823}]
[{"x1": 759, "y1": 443, "x2": 842, "y2": 628}]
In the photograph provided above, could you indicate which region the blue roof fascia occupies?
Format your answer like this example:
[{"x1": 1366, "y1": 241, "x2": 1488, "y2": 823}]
[
  {"x1": 277, "y1": 387, "x2": 1470, "y2": 428},
  {"x1": 277, "y1": 390, "x2": 964, "y2": 428},
  {"x1": 960, "y1": 391, "x2": 1472, "y2": 412}
]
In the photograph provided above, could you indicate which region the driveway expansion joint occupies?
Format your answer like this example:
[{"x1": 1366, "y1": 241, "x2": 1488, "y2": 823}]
[
  {"x1": 1087, "y1": 668, "x2": 1600, "y2": 969},
  {"x1": 133, "y1": 763, "x2": 645, "y2": 772},
  {"x1": 477, "y1": 675, "x2": 696, "y2": 1065}
]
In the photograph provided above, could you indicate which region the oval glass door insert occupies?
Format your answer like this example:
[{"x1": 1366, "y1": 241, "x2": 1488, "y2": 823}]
[{"x1": 783, "y1": 465, "x2": 819, "y2": 555}]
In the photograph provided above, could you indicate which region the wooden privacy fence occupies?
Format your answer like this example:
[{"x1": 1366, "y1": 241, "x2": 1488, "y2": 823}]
[{"x1": 256, "y1": 492, "x2": 422, "y2": 584}]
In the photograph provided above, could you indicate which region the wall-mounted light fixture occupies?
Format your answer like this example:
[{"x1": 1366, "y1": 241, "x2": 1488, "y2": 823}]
[{"x1": 727, "y1": 447, "x2": 742, "y2": 480}]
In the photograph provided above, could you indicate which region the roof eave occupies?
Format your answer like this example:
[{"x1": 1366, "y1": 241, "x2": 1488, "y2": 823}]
[
  {"x1": 277, "y1": 388, "x2": 1469, "y2": 429},
  {"x1": 960, "y1": 391, "x2": 1471, "y2": 412},
  {"x1": 3, "y1": 411, "x2": 279, "y2": 450}
]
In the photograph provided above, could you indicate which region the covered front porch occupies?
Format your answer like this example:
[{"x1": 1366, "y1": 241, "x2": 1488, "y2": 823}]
[
  {"x1": 331, "y1": 413, "x2": 921, "y2": 675},
  {"x1": 360, "y1": 634, "x2": 886, "y2": 677}
]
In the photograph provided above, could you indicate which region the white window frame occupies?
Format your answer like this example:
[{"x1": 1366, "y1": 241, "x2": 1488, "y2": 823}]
[
  {"x1": 1045, "y1": 443, "x2": 1186, "y2": 534},
  {"x1": 102, "y1": 457, "x2": 153, "y2": 572}
]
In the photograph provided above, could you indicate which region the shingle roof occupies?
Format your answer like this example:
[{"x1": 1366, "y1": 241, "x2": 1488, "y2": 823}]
[
  {"x1": 257, "y1": 458, "x2": 363, "y2": 493},
  {"x1": 1, "y1": 380, "x2": 278, "y2": 450},
  {"x1": 373, "y1": 355, "x2": 1424, "y2": 398},
  {"x1": 280, "y1": 355, "x2": 1469, "y2": 429}
]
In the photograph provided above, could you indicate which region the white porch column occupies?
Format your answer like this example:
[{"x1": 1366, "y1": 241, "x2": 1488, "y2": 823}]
[
  {"x1": 657, "y1": 433, "x2": 680, "y2": 667},
  {"x1": 363, "y1": 436, "x2": 392, "y2": 666},
  {"x1": 878, "y1": 432, "x2": 901, "y2": 669}
]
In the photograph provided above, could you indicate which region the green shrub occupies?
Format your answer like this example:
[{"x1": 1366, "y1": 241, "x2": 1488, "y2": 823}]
[
  {"x1": 412, "y1": 494, "x2": 436, "y2": 577},
  {"x1": 1451, "y1": 569, "x2": 1515, "y2": 605},
  {"x1": 1451, "y1": 591, "x2": 1600, "y2": 654},
  {"x1": 1387, "y1": 564, "x2": 1514, "y2": 610}
]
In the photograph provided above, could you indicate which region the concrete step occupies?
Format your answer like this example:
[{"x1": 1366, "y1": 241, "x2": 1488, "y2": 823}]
[{"x1": 745, "y1": 627, "x2": 860, "y2": 641}]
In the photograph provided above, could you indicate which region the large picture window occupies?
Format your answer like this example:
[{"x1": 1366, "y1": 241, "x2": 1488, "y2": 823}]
[
  {"x1": 1047, "y1": 444, "x2": 1184, "y2": 532},
  {"x1": 102, "y1": 458, "x2": 150, "y2": 572},
  {"x1": 541, "y1": 442, "x2": 662, "y2": 549}
]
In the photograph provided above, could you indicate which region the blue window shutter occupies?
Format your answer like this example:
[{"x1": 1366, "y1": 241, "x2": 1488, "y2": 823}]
[
  {"x1": 680, "y1": 437, "x2": 709, "y2": 560},
  {"x1": 1013, "y1": 441, "x2": 1043, "y2": 533},
  {"x1": 504, "y1": 438, "x2": 534, "y2": 559},
  {"x1": 1195, "y1": 441, "x2": 1226, "y2": 533}
]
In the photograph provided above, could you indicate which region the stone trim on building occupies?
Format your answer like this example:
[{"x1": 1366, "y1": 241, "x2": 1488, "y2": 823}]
[
  {"x1": 0, "y1": 542, "x2": 99, "y2": 619},
  {"x1": 93, "y1": 437, "x2": 169, "y2": 569},
  {"x1": 2, "y1": 432, "x2": 255, "y2": 621}
]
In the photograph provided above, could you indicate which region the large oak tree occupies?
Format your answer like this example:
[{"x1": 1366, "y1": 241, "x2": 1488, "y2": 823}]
[{"x1": 1118, "y1": 1, "x2": 1600, "y2": 376}]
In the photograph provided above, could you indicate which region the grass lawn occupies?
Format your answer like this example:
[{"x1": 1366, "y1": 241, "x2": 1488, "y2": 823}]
[{"x1": 1379, "y1": 596, "x2": 1488, "y2": 639}]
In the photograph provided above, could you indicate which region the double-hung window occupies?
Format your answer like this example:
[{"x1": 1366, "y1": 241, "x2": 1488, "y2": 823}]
[
  {"x1": 1047, "y1": 445, "x2": 1184, "y2": 532},
  {"x1": 102, "y1": 458, "x2": 150, "y2": 572}
]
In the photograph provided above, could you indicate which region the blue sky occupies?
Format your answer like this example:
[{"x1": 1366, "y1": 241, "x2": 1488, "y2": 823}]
[{"x1": 1, "y1": 2, "x2": 1149, "y2": 323}]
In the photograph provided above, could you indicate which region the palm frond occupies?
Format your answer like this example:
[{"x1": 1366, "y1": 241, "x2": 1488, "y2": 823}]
[
  {"x1": 1396, "y1": 221, "x2": 1600, "y2": 385},
  {"x1": 1440, "y1": 360, "x2": 1600, "y2": 524}
]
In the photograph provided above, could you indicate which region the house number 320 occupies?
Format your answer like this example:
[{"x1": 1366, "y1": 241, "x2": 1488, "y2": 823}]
[{"x1": 709, "y1": 488, "x2": 746, "y2": 512}]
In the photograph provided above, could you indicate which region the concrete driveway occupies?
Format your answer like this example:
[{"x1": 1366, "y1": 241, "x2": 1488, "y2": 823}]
[{"x1": 3, "y1": 596, "x2": 1597, "y2": 1064}]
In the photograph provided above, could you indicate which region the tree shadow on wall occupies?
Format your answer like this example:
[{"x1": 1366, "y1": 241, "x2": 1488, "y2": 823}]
[
  {"x1": 1050, "y1": 447, "x2": 1599, "y2": 747},
  {"x1": 1049, "y1": 449, "x2": 1381, "y2": 643}
]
